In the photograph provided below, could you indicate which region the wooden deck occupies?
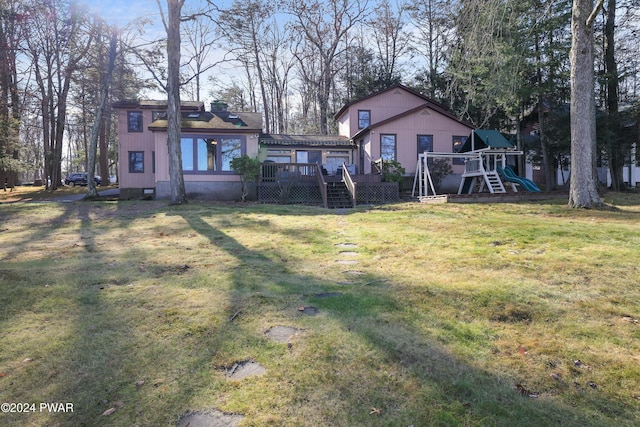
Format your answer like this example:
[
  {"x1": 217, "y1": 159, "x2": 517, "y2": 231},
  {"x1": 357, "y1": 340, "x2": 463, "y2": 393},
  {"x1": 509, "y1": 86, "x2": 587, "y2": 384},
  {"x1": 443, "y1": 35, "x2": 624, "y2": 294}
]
[{"x1": 258, "y1": 162, "x2": 399, "y2": 207}]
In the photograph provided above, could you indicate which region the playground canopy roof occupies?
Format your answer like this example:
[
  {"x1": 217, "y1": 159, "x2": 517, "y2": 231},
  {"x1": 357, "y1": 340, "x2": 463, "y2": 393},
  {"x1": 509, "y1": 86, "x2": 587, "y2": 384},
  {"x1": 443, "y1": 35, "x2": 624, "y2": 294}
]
[{"x1": 459, "y1": 130, "x2": 514, "y2": 152}]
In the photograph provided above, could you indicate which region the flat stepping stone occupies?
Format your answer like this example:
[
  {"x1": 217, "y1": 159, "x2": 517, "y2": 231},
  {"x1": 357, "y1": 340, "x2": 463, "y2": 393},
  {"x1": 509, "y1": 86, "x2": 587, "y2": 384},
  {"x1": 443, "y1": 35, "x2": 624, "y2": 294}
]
[
  {"x1": 314, "y1": 292, "x2": 343, "y2": 298},
  {"x1": 335, "y1": 243, "x2": 358, "y2": 248},
  {"x1": 226, "y1": 360, "x2": 266, "y2": 380},
  {"x1": 339, "y1": 251, "x2": 358, "y2": 256},
  {"x1": 177, "y1": 409, "x2": 243, "y2": 427},
  {"x1": 336, "y1": 259, "x2": 358, "y2": 265},
  {"x1": 298, "y1": 306, "x2": 319, "y2": 315},
  {"x1": 265, "y1": 326, "x2": 300, "y2": 343},
  {"x1": 336, "y1": 281, "x2": 356, "y2": 286},
  {"x1": 343, "y1": 270, "x2": 365, "y2": 275}
]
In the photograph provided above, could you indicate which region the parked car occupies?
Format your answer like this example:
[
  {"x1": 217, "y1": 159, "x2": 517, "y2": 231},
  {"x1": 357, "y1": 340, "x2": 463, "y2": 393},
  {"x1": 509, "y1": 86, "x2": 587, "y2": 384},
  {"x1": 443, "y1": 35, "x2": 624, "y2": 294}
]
[{"x1": 64, "y1": 173, "x2": 101, "y2": 187}]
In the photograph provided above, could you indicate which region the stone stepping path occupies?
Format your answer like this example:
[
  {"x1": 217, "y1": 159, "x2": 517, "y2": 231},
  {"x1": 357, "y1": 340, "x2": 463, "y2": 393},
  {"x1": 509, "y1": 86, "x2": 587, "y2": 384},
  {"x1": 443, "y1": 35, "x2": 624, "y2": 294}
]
[
  {"x1": 181, "y1": 238, "x2": 359, "y2": 425},
  {"x1": 176, "y1": 238, "x2": 369, "y2": 425},
  {"x1": 335, "y1": 241, "x2": 360, "y2": 265},
  {"x1": 177, "y1": 409, "x2": 243, "y2": 427}
]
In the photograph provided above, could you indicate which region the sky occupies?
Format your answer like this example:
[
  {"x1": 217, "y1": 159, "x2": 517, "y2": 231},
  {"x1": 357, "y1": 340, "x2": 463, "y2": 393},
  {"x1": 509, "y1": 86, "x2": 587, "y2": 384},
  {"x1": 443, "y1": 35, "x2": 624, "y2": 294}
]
[
  {"x1": 85, "y1": 0, "x2": 234, "y2": 28},
  {"x1": 84, "y1": 0, "x2": 161, "y2": 28}
]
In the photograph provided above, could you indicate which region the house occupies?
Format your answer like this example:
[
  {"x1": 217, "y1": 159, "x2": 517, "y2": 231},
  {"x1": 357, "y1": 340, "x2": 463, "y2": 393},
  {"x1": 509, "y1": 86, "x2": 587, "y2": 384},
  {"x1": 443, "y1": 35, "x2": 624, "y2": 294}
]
[
  {"x1": 114, "y1": 100, "x2": 262, "y2": 200},
  {"x1": 114, "y1": 84, "x2": 476, "y2": 203},
  {"x1": 334, "y1": 83, "x2": 474, "y2": 188}
]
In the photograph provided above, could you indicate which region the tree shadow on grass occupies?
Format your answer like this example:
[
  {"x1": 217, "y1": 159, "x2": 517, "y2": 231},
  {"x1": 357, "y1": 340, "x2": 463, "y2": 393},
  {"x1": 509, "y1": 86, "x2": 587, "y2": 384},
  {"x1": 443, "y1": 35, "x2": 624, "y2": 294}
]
[
  {"x1": 1, "y1": 201, "x2": 636, "y2": 426},
  {"x1": 168, "y1": 208, "x2": 629, "y2": 426},
  {"x1": 0, "y1": 200, "x2": 202, "y2": 425}
]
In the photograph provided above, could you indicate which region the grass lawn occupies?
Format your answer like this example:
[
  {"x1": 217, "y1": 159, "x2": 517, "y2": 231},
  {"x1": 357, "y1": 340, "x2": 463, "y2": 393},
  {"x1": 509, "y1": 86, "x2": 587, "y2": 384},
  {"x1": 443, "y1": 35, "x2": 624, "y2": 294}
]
[{"x1": 1, "y1": 188, "x2": 639, "y2": 426}]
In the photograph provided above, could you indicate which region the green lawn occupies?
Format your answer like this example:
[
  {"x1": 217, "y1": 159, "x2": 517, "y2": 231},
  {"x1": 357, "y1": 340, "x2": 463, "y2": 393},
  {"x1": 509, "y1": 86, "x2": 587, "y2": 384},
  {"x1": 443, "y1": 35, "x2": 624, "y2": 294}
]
[{"x1": 1, "y1": 192, "x2": 639, "y2": 426}]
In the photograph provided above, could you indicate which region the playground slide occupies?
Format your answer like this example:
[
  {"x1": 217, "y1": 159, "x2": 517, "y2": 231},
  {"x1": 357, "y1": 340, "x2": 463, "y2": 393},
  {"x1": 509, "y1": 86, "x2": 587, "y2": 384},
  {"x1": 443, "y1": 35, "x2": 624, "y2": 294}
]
[{"x1": 497, "y1": 166, "x2": 541, "y2": 192}]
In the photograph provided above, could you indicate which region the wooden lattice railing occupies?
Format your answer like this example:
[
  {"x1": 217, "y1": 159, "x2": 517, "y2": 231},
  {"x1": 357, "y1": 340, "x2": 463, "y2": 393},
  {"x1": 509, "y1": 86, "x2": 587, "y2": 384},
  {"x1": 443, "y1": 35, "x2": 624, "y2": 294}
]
[{"x1": 258, "y1": 162, "x2": 398, "y2": 206}]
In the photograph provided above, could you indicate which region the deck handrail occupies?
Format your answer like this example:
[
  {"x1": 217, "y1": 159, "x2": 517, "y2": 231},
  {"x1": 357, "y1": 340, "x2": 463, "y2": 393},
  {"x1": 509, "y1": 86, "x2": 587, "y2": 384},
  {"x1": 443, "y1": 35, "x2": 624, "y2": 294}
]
[
  {"x1": 315, "y1": 163, "x2": 328, "y2": 208},
  {"x1": 260, "y1": 162, "x2": 318, "y2": 183},
  {"x1": 342, "y1": 163, "x2": 357, "y2": 208},
  {"x1": 372, "y1": 158, "x2": 384, "y2": 175}
]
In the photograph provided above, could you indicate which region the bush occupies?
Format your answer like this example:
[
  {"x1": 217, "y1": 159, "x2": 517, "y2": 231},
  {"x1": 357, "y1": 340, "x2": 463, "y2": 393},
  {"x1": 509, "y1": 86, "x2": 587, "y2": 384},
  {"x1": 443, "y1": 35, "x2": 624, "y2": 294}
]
[
  {"x1": 382, "y1": 160, "x2": 405, "y2": 183},
  {"x1": 429, "y1": 158, "x2": 453, "y2": 191},
  {"x1": 230, "y1": 155, "x2": 261, "y2": 202}
]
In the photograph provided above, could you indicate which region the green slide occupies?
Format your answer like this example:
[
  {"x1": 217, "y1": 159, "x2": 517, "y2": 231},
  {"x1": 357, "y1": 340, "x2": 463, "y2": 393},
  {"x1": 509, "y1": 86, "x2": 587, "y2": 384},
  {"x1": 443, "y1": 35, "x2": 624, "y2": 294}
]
[{"x1": 497, "y1": 166, "x2": 541, "y2": 192}]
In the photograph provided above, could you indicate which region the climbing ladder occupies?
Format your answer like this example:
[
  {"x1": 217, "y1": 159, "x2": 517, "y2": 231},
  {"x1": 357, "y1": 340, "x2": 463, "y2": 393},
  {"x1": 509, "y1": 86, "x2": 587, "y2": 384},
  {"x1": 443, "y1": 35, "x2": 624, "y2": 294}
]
[
  {"x1": 459, "y1": 167, "x2": 506, "y2": 194},
  {"x1": 483, "y1": 171, "x2": 506, "y2": 193}
]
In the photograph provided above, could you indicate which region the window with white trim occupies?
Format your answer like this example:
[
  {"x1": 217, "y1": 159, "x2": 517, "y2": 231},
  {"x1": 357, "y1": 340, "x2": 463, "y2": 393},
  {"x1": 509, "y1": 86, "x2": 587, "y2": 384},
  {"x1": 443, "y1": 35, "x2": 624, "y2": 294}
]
[{"x1": 380, "y1": 134, "x2": 397, "y2": 161}]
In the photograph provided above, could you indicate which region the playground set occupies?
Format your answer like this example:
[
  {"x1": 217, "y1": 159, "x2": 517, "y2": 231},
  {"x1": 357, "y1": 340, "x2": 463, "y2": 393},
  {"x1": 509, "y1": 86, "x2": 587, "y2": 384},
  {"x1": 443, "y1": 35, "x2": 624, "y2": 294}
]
[{"x1": 412, "y1": 130, "x2": 541, "y2": 199}]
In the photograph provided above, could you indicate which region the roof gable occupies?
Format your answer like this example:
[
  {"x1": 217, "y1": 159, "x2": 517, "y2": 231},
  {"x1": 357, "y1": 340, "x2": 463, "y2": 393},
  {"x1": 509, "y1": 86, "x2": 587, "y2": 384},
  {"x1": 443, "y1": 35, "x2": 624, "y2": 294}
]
[
  {"x1": 334, "y1": 84, "x2": 429, "y2": 120},
  {"x1": 351, "y1": 102, "x2": 473, "y2": 141}
]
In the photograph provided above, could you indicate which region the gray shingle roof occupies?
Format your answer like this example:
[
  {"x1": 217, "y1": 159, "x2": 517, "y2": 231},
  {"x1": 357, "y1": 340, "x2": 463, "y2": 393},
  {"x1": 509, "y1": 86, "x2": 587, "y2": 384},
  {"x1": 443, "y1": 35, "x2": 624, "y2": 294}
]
[{"x1": 260, "y1": 134, "x2": 354, "y2": 147}]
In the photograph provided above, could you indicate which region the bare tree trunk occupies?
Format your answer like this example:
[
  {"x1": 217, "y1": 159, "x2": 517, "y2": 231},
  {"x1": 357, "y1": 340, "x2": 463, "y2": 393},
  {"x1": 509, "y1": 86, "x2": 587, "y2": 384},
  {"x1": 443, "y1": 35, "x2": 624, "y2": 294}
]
[
  {"x1": 604, "y1": 0, "x2": 624, "y2": 191},
  {"x1": 568, "y1": 0, "x2": 604, "y2": 208},
  {"x1": 87, "y1": 31, "x2": 118, "y2": 199},
  {"x1": 535, "y1": 35, "x2": 555, "y2": 191},
  {"x1": 99, "y1": 114, "x2": 109, "y2": 184},
  {"x1": 165, "y1": 0, "x2": 187, "y2": 205}
]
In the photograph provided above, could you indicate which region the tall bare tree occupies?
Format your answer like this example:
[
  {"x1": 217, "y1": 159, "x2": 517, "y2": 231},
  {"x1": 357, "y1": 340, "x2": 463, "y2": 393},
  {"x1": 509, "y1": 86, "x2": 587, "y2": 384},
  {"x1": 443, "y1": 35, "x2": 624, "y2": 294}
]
[
  {"x1": 217, "y1": 0, "x2": 273, "y2": 132},
  {"x1": 409, "y1": 0, "x2": 453, "y2": 99},
  {"x1": 156, "y1": 0, "x2": 187, "y2": 205},
  {"x1": 600, "y1": 0, "x2": 627, "y2": 191},
  {"x1": 0, "y1": 0, "x2": 23, "y2": 190},
  {"x1": 367, "y1": 0, "x2": 410, "y2": 86},
  {"x1": 262, "y1": 19, "x2": 295, "y2": 134},
  {"x1": 86, "y1": 30, "x2": 118, "y2": 198},
  {"x1": 181, "y1": 9, "x2": 224, "y2": 101},
  {"x1": 568, "y1": 0, "x2": 604, "y2": 207},
  {"x1": 285, "y1": 0, "x2": 370, "y2": 134},
  {"x1": 24, "y1": 0, "x2": 94, "y2": 191}
]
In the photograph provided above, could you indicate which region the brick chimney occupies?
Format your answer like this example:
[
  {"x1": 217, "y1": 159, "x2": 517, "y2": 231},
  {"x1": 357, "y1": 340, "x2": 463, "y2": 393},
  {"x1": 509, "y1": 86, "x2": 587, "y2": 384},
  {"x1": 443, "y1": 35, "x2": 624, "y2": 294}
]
[{"x1": 211, "y1": 100, "x2": 228, "y2": 112}]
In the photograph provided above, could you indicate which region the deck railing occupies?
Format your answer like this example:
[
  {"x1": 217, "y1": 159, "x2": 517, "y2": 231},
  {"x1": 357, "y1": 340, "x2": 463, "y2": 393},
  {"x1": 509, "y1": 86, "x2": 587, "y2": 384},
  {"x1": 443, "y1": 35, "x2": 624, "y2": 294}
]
[
  {"x1": 260, "y1": 162, "x2": 321, "y2": 183},
  {"x1": 258, "y1": 161, "x2": 399, "y2": 206},
  {"x1": 342, "y1": 163, "x2": 356, "y2": 208},
  {"x1": 316, "y1": 163, "x2": 328, "y2": 208},
  {"x1": 372, "y1": 158, "x2": 384, "y2": 175}
]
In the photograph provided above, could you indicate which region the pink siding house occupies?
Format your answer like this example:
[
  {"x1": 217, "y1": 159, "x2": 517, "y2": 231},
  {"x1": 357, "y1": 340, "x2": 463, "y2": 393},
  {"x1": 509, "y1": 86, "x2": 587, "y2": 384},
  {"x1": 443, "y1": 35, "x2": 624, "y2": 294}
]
[
  {"x1": 114, "y1": 100, "x2": 262, "y2": 200},
  {"x1": 114, "y1": 85, "x2": 473, "y2": 203},
  {"x1": 335, "y1": 84, "x2": 473, "y2": 179}
]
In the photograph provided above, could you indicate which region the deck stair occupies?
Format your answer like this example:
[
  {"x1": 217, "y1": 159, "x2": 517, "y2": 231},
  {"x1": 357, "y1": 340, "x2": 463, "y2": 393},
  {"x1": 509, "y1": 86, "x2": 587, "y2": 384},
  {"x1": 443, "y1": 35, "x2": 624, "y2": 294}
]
[{"x1": 327, "y1": 181, "x2": 353, "y2": 208}]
